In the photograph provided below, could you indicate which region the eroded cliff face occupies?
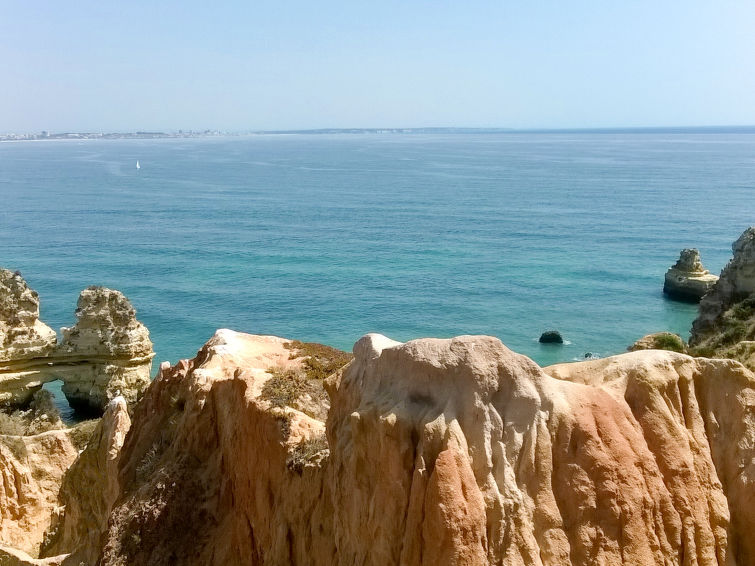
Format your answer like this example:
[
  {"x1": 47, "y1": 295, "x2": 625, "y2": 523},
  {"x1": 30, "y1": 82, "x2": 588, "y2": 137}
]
[
  {"x1": 691, "y1": 227, "x2": 755, "y2": 370},
  {"x1": 0, "y1": 430, "x2": 79, "y2": 556},
  {"x1": 0, "y1": 270, "x2": 57, "y2": 406},
  {"x1": 96, "y1": 331, "x2": 333, "y2": 566},
  {"x1": 88, "y1": 330, "x2": 755, "y2": 566},
  {"x1": 40, "y1": 397, "x2": 131, "y2": 565}
]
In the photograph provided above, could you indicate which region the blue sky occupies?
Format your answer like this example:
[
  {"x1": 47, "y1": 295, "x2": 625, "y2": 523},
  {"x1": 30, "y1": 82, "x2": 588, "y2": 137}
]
[{"x1": 2, "y1": 1, "x2": 754, "y2": 131}]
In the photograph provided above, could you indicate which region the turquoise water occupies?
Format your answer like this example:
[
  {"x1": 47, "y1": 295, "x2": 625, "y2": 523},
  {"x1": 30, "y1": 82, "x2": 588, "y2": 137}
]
[{"x1": 0, "y1": 134, "x2": 753, "y2": 373}]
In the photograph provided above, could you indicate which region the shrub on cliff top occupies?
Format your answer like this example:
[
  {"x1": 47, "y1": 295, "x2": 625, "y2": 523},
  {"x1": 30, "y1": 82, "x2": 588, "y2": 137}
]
[
  {"x1": 284, "y1": 340, "x2": 353, "y2": 380},
  {"x1": 0, "y1": 389, "x2": 63, "y2": 436},
  {"x1": 652, "y1": 333, "x2": 686, "y2": 353},
  {"x1": 68, "y1": 419, "x2": 99, "y2": 450},
  {"x1": 261, "y1": 369, "x2": 312, "y2": 409},
  {"x1": 260, "y1": 341, "x2": 352, "y2": 421},
  {"x1": 0, "y1": 410, "x2": 28, "y2": 436}
]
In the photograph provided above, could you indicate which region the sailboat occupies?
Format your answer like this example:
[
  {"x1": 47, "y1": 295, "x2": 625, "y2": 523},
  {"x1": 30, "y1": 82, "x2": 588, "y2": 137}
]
[{"x1": 136, "y1": 160, "x2": 140, "y2": 170}]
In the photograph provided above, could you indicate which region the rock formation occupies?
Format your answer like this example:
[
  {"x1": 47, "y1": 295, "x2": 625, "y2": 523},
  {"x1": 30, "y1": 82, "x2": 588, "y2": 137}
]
[
  {"x1": 0, "y1": 430, "x2": 79, "y2": 556},
  {"x1": 94, "y1": 331, "x2": 330, "y2": 566},
  {"x1": 0, "y1": 272, "x2": 153, "y2": 413},
  {"x1": 538, "y1": 330, "x2": 563, "y2": 344},
  {"x1": 55, "y1": 287, "x2": 154, "y2": 411},
  {"x1": 0, "y1": 270, "x2": 57, "y2": 363},
  {"x1": 691, "y1": 227, "x2": 755, "y2": 370},
  {"x1": 41, "y1": 397, "x2": 131, "y2": 565},
  {"x1": 0, "y1": 270, "x2": 57, "y2": 406},
  {"x1": 628, "y1": 331, "x2": 686, "y2": 353},
  {"x1": 56, "y1": 329, "x2": 755, "y2": 566},
  {"x1": 663, "y1": 248, "x2": 718, "y2": 302}
]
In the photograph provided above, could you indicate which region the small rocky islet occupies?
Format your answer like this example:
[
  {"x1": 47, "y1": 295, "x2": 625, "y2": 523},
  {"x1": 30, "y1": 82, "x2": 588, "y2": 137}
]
[
  {"x1": 0, "y1": 228, "x2": 754, "y2": 565},
  {"x1": 662, "y1": 247, "x2": 719, "y2": 302}
]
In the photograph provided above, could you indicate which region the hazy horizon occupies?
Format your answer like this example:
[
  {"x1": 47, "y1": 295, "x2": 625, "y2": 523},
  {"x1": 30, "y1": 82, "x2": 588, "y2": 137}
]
[
  {"x1": 3, "y1": 1, "x2": 754, "y2": 132},
  {"x1": 5, "y1": 125, "x2": 755, "y2": 136}
]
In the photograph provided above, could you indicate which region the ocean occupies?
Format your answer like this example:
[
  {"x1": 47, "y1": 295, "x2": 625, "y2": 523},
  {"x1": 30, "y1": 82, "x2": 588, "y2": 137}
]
[{"x1": 1, "y1": 133, "x2": 753, "y2": 375}]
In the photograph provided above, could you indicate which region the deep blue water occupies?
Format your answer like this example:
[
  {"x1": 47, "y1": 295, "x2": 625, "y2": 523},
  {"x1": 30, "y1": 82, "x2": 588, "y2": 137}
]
[{"x1": 0, "y1": 134, "x2": 753, "y2": 375}]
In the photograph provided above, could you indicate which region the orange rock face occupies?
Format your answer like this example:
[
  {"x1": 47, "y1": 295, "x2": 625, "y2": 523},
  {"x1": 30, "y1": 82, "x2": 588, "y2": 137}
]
[
  {"x1": 41, "y1": 397, "x2": 131, "y2": 565},
  {"x1": 83, "y1": 330, "x2": 755, "y2": 565},
  {"x1": 0, "y1": 431, "x2": 78, "y2": 555}
]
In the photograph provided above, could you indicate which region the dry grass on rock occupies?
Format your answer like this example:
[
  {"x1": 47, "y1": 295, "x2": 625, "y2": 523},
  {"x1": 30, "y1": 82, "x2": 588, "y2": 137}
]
[{"x1": 261, "y1": 341, "x2": 353, "y2": 422}]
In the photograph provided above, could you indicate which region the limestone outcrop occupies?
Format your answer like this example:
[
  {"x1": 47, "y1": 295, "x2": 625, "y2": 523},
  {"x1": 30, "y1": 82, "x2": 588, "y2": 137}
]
[
  {"x1": 628, "y1": 331, "x2": 686, "y2": 353},
  {"x1": 691, "y1": 227, "x2": 755, "y2": 370},
  {"x1": 0, "y1": 270, "x2": 57, "y2": 364},
  {"x1": 55, "y1": 287, "x2": 153, "y2": 411},
  {"x1": 0, "y1": 270, "x2": 57, "y2": 406},
  {"x1": 77, "y1": 330, "x2": 755, "y2": 566},
  {"x1": 663, "y1": 248, "x2": 718, "y2": 302},
  {"x1": 41, "y1": 398, "x2": 131, "y2": 565},
  {"x1": 0, "y1": 272, "x2": 153, "y2": 412}
]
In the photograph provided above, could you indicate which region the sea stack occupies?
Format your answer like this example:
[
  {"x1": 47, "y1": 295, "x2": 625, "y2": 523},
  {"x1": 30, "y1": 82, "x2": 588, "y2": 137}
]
[
  {"x1": 55, "y1": 286, "x2": 154, "y2": 411},
  {"x1": 663, "y1": 248, "x2": 718, "y2": 302},
  {"x1": 0, "y1": 271, "x2": 154, "y2": 412}
]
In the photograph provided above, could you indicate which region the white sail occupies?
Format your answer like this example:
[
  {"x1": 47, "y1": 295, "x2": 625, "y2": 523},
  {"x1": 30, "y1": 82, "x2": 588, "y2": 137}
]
[{"x1": 136, "y1": 160, "x2": 140, "y2": 169}]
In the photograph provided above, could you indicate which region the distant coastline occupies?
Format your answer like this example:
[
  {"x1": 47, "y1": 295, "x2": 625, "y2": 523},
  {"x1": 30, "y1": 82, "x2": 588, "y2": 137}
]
[{"x1": 2, "y1": 125, "x2": 755, "y2": 142}]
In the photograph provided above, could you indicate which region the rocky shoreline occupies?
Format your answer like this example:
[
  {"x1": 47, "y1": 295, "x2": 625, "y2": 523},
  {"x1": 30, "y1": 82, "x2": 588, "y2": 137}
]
[{"x1": 0, "y1": 228, "x2": 754, "y2": 565}]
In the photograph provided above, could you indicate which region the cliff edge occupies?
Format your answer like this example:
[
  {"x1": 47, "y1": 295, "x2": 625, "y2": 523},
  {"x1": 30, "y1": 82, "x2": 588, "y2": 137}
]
[
  {"x1": 691, "y1": 227, "x2": 755, "y2": 370},
  {"x1": 56, "y1": 329, "x2": 755, "y2": 566}
]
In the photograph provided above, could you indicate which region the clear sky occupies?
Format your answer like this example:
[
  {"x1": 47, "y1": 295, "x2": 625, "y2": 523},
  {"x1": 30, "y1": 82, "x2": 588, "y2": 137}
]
[{"x1": 2, "y1": 1, "x2": 754, "y2": 132}]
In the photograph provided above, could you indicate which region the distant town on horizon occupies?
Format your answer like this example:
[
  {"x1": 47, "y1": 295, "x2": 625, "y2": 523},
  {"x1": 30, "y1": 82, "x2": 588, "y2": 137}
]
[{"x1": 2, "y1": 125, "x2": 755, "y2": 142}]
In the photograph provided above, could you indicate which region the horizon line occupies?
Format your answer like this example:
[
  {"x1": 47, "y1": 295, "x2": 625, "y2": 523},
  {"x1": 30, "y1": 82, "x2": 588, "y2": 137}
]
[{"x1": 3, "y1": 124, "x2": 755, "y2": 138}]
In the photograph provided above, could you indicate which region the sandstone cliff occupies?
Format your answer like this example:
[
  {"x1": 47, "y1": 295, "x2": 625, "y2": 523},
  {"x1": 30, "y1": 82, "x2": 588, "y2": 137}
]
[
  {"x1": 79, "y1": 330, "x2": 755, "y2": 566},
  {"x1": 691, "y1": 227, "x2": 755, "y2": 370},
  {"x1": 40, "y1": 398, "x2": 131, "y2": 565},
  {"x1": 663, "y1": 248, "x2": 718, "y2": 302},
  {"x1": 0, "y1": 430, "x2": 79, "y2": 556}
]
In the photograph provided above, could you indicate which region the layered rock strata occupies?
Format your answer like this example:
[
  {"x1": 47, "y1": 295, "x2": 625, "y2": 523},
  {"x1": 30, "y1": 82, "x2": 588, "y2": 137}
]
[
  {"x1": 663, "y1": 248, "x2": 718, "y2": 302},
  {"x1": 55, "y1": 287, "x2": 154, "y2": 411},
  {"x1": 691, "y1": 227, "x2": 755, "y2": 370},
  {"x1": 0, "y1": 274, "x2": 153, "y2": 412},
  {"x1": 76, "y1": 329, "x2": 755, "y2": 566},
  {"x1": 0, "y1": 270, "x2": 57, "y2": 406}
]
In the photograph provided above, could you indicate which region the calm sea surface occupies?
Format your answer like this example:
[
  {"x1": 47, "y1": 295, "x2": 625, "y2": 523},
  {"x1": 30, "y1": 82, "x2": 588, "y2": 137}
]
[{"x1": 1, "y1": 134, "x2": 753, "y2": 375}]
